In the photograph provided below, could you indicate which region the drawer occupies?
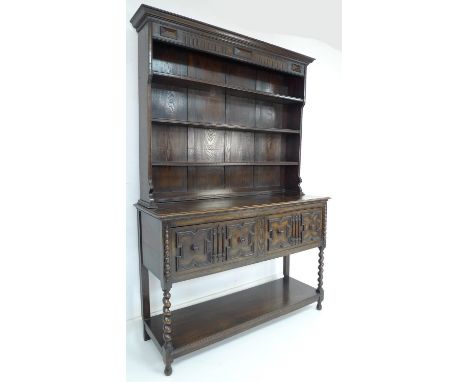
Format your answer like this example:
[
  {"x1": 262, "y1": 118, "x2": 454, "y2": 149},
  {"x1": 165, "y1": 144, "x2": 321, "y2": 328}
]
[
  {"x1": 224, "y1": 219, "x2": 256, "y2": 261},
  {"x1": 173, "y1": 224, "x2": 217, "y2": 272},
  {"x1": 267, "y1": 208, "x2": 324, "y2": 252},
  {"x1": 171, "y1": 218, "x2": 257, "y2": 274},
  {"x1": 170, "y1": 207, "x2": 323, "y2": 275}
]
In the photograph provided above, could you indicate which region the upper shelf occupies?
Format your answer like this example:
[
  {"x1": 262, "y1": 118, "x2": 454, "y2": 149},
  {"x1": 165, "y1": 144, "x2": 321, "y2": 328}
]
[
  {"x1": 152, "y1": 118, "x2": 300, "y2": 134},
  {"x1": 152, "y1": 161, "x2": 299, "y2": 166},
  {"x1": 152, "y1": 72, "x2": 304, "y2": 105}
]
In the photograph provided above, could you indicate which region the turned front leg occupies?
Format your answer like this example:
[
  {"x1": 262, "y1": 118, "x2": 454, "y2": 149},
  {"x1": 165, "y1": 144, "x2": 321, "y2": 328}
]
[
  {"x1": 162, "y1": 289, "x2": 173, "y2": 376},
  {"x1": 316, "y1": 246, "x2": 325, "y2": 310},
  {"x1": 161, "y1": 224, "x2": 174, "y2": 376}
]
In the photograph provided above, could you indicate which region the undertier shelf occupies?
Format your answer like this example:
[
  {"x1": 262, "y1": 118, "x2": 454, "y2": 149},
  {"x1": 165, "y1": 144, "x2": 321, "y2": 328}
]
[{"x1": 144, "y1": 277, "x2": 319, "y2": 358}]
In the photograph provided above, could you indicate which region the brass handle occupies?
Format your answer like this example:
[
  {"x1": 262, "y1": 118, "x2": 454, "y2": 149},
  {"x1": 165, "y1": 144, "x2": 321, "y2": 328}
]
[
  {"x1": 277, "y1": 230, "x2": 285, "y2": 234},
  {"x1": 191, "y1": 244, "x2": 199, "y2": 251}
]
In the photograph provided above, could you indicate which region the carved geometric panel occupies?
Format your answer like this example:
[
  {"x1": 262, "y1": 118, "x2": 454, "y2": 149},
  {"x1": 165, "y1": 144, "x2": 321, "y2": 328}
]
[
  {"x1": 175, "y1": 227, "x2": 215, "y2": 272},
  {"x1": 225, "y1": 220, "x2": 256, "y2": 260},
  {"x1": 267, "y1": 215, "x2": 293, "y2": 251},
  {"x1": 301, "y1": 209, "x2": 323, "y2": 244}
]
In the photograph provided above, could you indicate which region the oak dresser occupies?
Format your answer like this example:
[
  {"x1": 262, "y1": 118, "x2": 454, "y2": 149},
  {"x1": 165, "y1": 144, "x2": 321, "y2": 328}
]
[{"x1": 130, "y1": 4, "x2": 329, "y2": 376}]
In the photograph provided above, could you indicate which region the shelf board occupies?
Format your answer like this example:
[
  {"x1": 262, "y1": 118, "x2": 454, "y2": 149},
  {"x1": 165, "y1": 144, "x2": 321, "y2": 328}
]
[
  {"x1": 152, "y1": 161, "x2": 299, "y2": 167},
  {"x1": 144, "y1": 277, "x2": 319, "y2": 358},
  {"x1": 152, "y1": 71, "x2": 304, "y2": 105},
  {"x1": 151, "y1": 187, "x2": 288, "y2": 203},
  {"x1": 152, "y1": 118, "x2": 300, "y2": 134}
]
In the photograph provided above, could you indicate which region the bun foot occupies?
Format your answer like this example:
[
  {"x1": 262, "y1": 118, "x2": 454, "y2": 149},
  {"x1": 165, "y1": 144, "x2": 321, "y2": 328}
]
[
  {"x1": 164, "y1": 366, "x2": 172, "y2": 376},
  {"x1": 317, "y1": 301, "x2": 322, "y2": 310}
]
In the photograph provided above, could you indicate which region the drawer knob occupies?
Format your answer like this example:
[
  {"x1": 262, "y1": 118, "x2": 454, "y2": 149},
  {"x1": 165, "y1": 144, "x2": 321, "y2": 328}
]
[
  {"x1": 239, "y1": 237, "x2": 246, "y2": 244},
  {"x1": 191, "y1": 244, "x2": 199, "y2": 251}
]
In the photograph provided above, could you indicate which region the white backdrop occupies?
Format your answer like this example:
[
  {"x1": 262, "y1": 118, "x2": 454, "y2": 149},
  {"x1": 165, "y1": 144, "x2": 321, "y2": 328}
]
[
  {"x1": 126, "y1": 0, "x2": 342, "y2": 321},
  {"x1": 2, "y1": 1, "x2": 468, "y2": 381},
  {"x1": 125, "y1": 3, "x2": 468, "y2": 380}
]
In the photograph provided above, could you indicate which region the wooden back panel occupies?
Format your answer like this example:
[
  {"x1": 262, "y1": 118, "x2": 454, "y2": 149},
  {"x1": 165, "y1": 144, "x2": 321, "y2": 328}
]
[{"x1": 132, "y1": 7, "x2": 314, "y2": 207}]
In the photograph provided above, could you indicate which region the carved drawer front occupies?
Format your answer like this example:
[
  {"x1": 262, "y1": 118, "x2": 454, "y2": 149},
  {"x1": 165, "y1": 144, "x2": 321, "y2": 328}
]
[
  {"x1": 301, "y1": 209, "x2": 323, "y2": 245},
  {"x1": 267, "y1": 208, "x2": 324, "y2": 252},
  {"x1": 174, "y1": 226, "x2": 216, "y2": 272},
  {"x1": 267, "y1": 215, "x2": 295, "y2": 251},
  {"x1": 224, "y1": 220, "x2": 256, "y2": 261}
]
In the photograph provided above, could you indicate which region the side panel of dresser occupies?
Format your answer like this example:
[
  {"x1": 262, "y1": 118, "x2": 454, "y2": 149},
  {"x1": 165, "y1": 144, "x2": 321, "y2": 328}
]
[{"x1": 140, "y1": 212, "x2": 164, "y2": 284}]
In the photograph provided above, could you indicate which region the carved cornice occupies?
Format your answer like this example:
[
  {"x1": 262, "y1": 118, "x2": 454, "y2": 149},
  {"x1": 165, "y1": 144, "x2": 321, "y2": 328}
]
[{"x1": 130, "y1": 5, "x2": 315, "y2": 75}]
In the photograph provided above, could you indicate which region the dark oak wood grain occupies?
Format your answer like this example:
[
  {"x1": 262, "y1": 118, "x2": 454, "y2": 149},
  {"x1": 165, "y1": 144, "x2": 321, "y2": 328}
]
[
  {"x1": 152, "y1": 84, "x2": 187, "y2": 121},
  {"x1": 152, "y1": 43, "x2": 187, "y2": 76},
  {"x1": 152, "y1": 166, "x2": 187, "y2": 193},
  {"x1": 152, "y1": 125, "x2": 187, "y2": 162},
  {"x1": 257, "y1": 68, "x2": 288, "y2": 95},
  {"x1": 147, "y1": 38, "x2": 305, "y2": 201},
  {"x1": 226, "y1": 62, "x2": 256, "y2": 90},
  {"x1": 226, "y1": 95, "x2": 256, "y2": 127},
  {"x1": 132, "y1": 5, "x2": 328, "y2": 376}
]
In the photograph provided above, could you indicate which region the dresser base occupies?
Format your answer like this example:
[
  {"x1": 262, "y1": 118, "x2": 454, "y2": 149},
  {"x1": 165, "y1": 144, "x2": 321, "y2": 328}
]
[{"x1": 144, "y1": 277, "x2": 321, "y2": 359}]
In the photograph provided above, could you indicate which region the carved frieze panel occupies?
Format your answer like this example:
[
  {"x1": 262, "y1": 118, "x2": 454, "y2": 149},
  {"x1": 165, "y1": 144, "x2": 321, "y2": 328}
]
[{"x1": 151, "y1": 22, "x2": 305, "y2": 76}]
